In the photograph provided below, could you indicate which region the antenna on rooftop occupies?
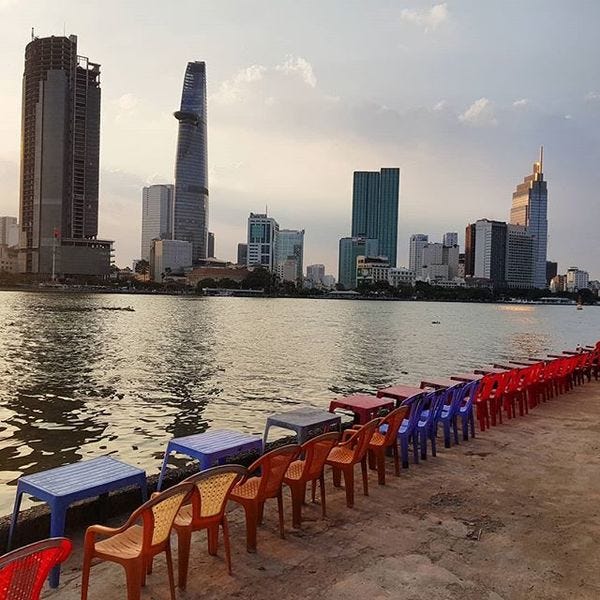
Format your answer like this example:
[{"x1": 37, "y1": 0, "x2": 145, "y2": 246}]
[
  {"x1": 31, "y1": 27, "x2": 35, "y2": 41},
  {"x1": 539, "y1": 145, "x2": 544, "y2": 172}
]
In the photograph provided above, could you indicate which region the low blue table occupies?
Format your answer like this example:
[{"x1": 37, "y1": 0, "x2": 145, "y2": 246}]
[
  {"x1": 8, "y1": 456, "x2": 147, "y2": 588},
  {"x1": 157, "y1": 429, "x2": 262, "y2": 491},
  {"x1": 263, "y1": 407, "x2": 341, "y2": 446}
]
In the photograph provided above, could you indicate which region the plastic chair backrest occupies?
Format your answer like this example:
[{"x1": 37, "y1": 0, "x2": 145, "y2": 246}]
[
  {"x1": 0, "y1": 538, "x2": 71, "y2": 600},
  {"x1": 346, "y1": 419, "x2": 381, "y2": 462},
  {"x1": 461, "y1": 379, "x2": 479, "y2": 410},
  {"x1": 127, "y1": 481, "x2": 193, "y2": 550},
  {"x1": 445, "y1": 383, "x2": 467, "y2": 416},
  {"x1": 183, "y1": 465, "x2": 246, "y2": 522},
  {"x1": 400, "y1": 394, "x2": 424, "y2": 434},
  {"x1": 379, "y1": 406, "x2": 410, "y2": 445},
  {"x1": 299, "y1": 432, "x2": 340, "y2": 481},
  {"x1": 248, "y1": 445, "x2": 300, "y2": 498}
]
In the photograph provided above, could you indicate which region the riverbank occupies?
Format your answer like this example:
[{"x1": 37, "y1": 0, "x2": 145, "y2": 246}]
[{"x1": 43, "y1": 380, "x2": 600, "y2": 599}]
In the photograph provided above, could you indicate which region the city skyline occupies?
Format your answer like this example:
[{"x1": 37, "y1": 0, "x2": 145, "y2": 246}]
[{"x1": 0, "y1": 2, "x2": 599, "y2": 277}]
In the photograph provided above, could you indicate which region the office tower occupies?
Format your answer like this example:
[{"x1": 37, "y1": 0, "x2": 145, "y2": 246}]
[
  {"x1": 510, "y1": 149, "x2": 548, "y2": 288},
  {"x1": 207, "y1": 232, "x2": 215, "y2": 257},
  {"x1": 276, "y1": 229, "x2": 304, "y2": 282},
  {"x1": 351, "y1": 168, "x2": 400, "y2": 266},
  {"x1": 338, "y1": 237, "x2": 378, "y2": 289},
  {"x1": 408, "y1": 234, "x2": 428, "y2": 278},
  {"x1": 566, "y1": 267, "x2": 589, "y2": 292},
  {"x1": 505, "y1": 224, "x2": 534, "y2": 288},
  {"x1": 150, "y1": 239, "x2": 192, "y2": 281},
  {"x1": 443, "y1": 232, "x2": 458, "y2": 247},
  {"x1": 247, "y1": 213, "x2": 279, "y2": 270},
  {"x1": 306, "y1": 264, "x2": 325, "y2": 284},
  {"x1": 140, "y1": 184, "x2": 173, "y2": 261},
  {"x1": 322, "y1": 274, "x2": 336, "y2": 288},
  {"x1": 173, "y1": 61, "x2": 208, "y2": 264},
  {"x1": 464, "y1": 224, "x2": 476, "y2": 277},
  {"x1": 18, "y1": 34, "x2": 111, "y2": 276},
  {"x1": 473, "y1": 219, "x2": 508, "y2": 284},
  {"x1": 0, "y1": 217, "x2": 19, "y2": 247},
  {"x1": 546, "y1": 261, "x2": 558, "y2": 286},
  {"x1": 237, "y1": 243, "x2": 248, "y2": 266}
]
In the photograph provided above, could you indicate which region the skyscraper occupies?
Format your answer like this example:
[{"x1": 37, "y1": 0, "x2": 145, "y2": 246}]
[
  {"x1": 247, "y1": 213, "x2": 279, "y2": 270},
  {"x1": 18, "y1": 34, "x2": 111, "y2": 276},
  {"x1": 237, "y1": 243, "x2": 248, "y2": 266},
  {"x1": 408, "y1": 234, "x2": 428, "y2": 278},
  {"x1": 306, "y1": 264, "x2": 325, "y2": 284},
  {"x1": 443, "y1": 232, "x2": 458, "y2": 247},
  {"x1": 141, "y1": 184, "x2": 173, "y2": 261},
  {"x1": 276, "y1": 229, "x2": 304, "y2": 282},
  {"x1": 505, "y1": 224, "x2": 534, "y2": 288},
  {"x1": 207, "y1": 232, "x2": 215, "y2": 258},
  {"x1": 351, "y1": 168, "x2": 400, "y2": 266},
  {"x1": 0, "y1": 217, "x2": 19, "y2": 248},
  {"x1": 510, "y1": 149, "x2": 548, "y2": 288},
  {"x1": 173, "y1": 61, "x2": 208, "y2": 264},
  {"x1": 464, "y1": 224, "x2": 476, "y2": 278},
  {"x1": 473, "y1": 219, "x2": 508, "y2": 284},
  {"x1": 338, "y1": 237, "x2": 378, "y2": 289}
]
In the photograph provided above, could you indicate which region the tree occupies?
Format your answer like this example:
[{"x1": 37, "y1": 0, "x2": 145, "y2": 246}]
[
  {"x1": 241, "y1": 267, "x2": 279, "y2": 294},
  {"x1": 135, "y1": 259, "x2": 150, "y2": 278}
]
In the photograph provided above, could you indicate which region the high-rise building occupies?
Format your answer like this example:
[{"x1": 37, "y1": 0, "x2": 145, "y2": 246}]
[
  {"x1": 247, "y1": 213, "x2": 278, "y2": 270},
  {"x1": 141, "y1": 184, "x2": 173, "y2": 261},
  {"x1": 546, "y1": 261, "x2": 558, "y2": 286},
  {"x1": 0, "y1": 217, "x2": 19, "y2": 248},
  {"x1": 173, "y1": 61, "x2": 208, "y2": 264},
  {"x1": 207, "y1": 232, "x2": 215, "y2": 258},
  {"x1": 510, "y1": 149, "x2": 548, "y2": 288},
  {"x1": 408, "y1": 234, "x2": 428, "y2": 278},
  {"x1": 505, "y1": 224, "x2": 535, "y2": 288},
  {"x1": 150, "y1": 239, "x2": 192, "y2": 281},
  {"x1": 306, "y1": 264, "x2": 325, "y2": 284},
  {"x1": 351, "y1": 168, "x2": 400, "y2": 266},
  {"x1": 473, "y1": 219, "x2": 508, "y2": 284},
  {"x1": 276, "y1": 229, "x2": 304, "y2": 282},
  {"x1": 236, "y1": 243, "x2": 248, "y2": 266},
  {"x1": 464, "y1": 224, "x2": 476, "y2": 278},
  {"x1": 566, "y1": 267, "x2": 589, "y2": 292},
  {"x1": 338, "y1": 237, "x2": 378, "y2": 289},
  {"x1": 18, "y1": 34, "x2": 111, "y2": 276},
  {"x1": 443, "y1": 232, "x2": 458, "y2": 247}
]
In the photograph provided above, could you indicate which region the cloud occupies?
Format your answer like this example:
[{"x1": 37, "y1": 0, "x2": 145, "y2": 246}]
[
  {"x1": 513, "y1": 98, "x2": 529, "y2": 107},
  {"x1": 433, "y1": 100, "x2": 447, "y2": 111},
  {"x1": 0, "y1": 0, "x2": 19, "y2": 10},
  {"x1": 275, "y1": 56, "x2": 317, "y2": 88},
  {"x1": 458, "y1": 97, "x2": 497, "y2": 126},
  {"x1": 212, "y1": 65, "x2": 267, "y2": 105},
  {"x1": 116, "y1": 93, "x2": 139, "y2": 111},
  {"x1": 584, "y1": 91, "x2": 600, "y2": 102},
  {"x1": 400, "y1": 3, "x2": 449, "y2": 32}
]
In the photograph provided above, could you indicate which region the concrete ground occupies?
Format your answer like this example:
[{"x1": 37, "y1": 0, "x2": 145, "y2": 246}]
[{"x1": 45, "y1": 380, "x2": 600, "y2": 600}]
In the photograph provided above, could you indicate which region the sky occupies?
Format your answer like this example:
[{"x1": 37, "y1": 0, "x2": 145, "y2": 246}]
[{"x1": 0, "y1": 0, "x2": 599, "y2": 277}]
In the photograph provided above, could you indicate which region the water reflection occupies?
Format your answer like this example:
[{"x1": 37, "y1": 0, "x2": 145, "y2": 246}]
[{"x1": 0, "y1": 291, "x2": 598, "y2": 514}]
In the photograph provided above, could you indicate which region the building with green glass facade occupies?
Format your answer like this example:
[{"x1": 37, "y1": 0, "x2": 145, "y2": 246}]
[
  {"x1": 351, "y1": 168, "x2": 400, "y2": 267},
  {"x1": 338, "y1": 237, "x2": 379, "y2": 289}
]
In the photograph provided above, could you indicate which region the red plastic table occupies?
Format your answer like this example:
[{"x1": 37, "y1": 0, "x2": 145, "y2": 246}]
[
  {"x1": 419, "y1": 377, "x2": 458, "y2": 390},
  {"x1": 329, "y1": 394, "x2": 394, "y2": 424},
  {"x1": 376, "y1": 385, "x2": 424, "y2": 403},
  {"x1": 450, "y1": 372, "x2": 483, "y2": 383}
]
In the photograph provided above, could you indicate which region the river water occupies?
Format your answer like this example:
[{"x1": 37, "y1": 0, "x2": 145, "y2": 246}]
[{"x1": 0, "y1": 291, "x2": 597, "y2": 514}]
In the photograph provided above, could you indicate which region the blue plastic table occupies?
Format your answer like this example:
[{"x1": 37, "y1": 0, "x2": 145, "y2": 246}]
[
  {"x1": 263, "y1": 407, "x2": 341, "y2": 446},
  {"x1": 8, "y1": 456, "x2": 147, "y2": 588},
  {"x1": 157, "y1": 429, "x2": 262, "y2": 491}
]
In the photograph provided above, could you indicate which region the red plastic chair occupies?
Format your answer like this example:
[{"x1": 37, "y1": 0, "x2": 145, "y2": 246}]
[{"x1": 0, "y1": 538, "x2": 71, "y2": 600}]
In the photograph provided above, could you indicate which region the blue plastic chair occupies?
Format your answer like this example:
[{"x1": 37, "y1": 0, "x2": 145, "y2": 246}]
[
  {"x1": 415, "y1": 389, "x2": 447, "y2": 460},
  {"x1": 395, "y1": 394, "x2": 424, "y2": 468},
  {"x1": 457, "y1": 379, "x2": 479, "y2": 441},
  {"x1": 437, "y1": 383, "x2": 467, "y2": 448}
]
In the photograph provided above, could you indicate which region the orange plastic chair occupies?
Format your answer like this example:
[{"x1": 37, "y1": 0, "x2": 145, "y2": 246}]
[
  {"x1": 0, "y1": 537, "x2": 71, "y2": 600},
  {"x1": 367, "y1": 406, "x2": 409, "y2": 485},
  {"x1": 325, "y1": 419, "x2": 380, "y2": 508},
  {"x1": 81, "y1": 481, "x2": 193, "y2": 600},
  {"x1": 229, "y1": 444, "x2": 300, "y2": 553},
  {"x1": 283, "y1": 432, "x2": 340, "y2": 528},
  {"x1": 173, "y1": 465, "x2": 246, "y2": 589}
]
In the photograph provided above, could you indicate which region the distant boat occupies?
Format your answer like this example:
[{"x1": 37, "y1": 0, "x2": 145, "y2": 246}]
[{"x1": 576, "y1": 296, "x2": 583, "y2": 310}]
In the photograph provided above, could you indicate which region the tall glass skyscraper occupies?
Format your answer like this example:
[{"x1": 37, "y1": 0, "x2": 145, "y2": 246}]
[
  {"x1": 510, "y1": 150, "x2": 548, "y2": 288},
  {"x1": 351, "y1": 168, "x2": 399, "y2": 266},
  {"x1": 338, "y1": 237, "x2": 379, "y2": 289},
  {"x1": 173, "y1": 61, "x2": 208, "y2": 263},
  {"x1": 140, "y1": 184, "x2": 173, "y2": 261}
]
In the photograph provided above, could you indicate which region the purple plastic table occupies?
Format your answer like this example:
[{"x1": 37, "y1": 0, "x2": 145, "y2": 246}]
[
  {"x1": 8, "y1": 456, "x2": 147, "y2": 588},
  {"x1": 263, "y1": 407, "x2": 341, "y2": 446},
  {"x1": 157, "y1": 429, "x2": 262, "y2": 491}
]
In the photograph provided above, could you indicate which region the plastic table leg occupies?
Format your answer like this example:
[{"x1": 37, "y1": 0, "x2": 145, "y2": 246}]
[
  {"x1": 157, "y1": 444, "x2": 173, "y2": 491},
  {"x1": 49, "y1": 503, "x2": 67, "y2": 588},
  {"x1": 6, "y1": 488, "x2": 23, "y2": 550}
]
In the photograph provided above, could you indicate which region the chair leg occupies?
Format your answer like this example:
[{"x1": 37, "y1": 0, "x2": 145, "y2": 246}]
[
  {"x1": 392, "y1": 442, "x2": 400, "y2": 477},
  {"x1": 400, "y1": 435, "x2": 409, "y2": 468},
  {"x1": 319, "y1": 473, "x2": 327, "y2": 518},
  {"x1": 124, "y1": 560, "x2": 143, "y2": 600},
  {"x1": 332, "y1": 466, "x2": 342, "y2": 487},
  {"x1": 176, "y1": 528, "x2": 192, "y2": 589},
  {"x1": 165, "y1": 544, "x2": 176, "y2": 600},
  {"x1": 207, "y1": 523, "x2": 219, "y2": 556},
  {"x1": 311, "y1": 479, "x2": 317, "y2": 503},
  {"x1": 342, "y1": 466, "x2": 355, "y2": 508},
  {"x1": 289, "y1": 482, "x2": 304, "y2": 529},
  {"x1": 452, "y1": 417, "x2": 459, "y2": 445},
  {"x1": 375, "y1": 449, "x2": 386, "y2": 485},
  {"x1": 222, "y1": 516, "x2": 233, "y2": 575},
  {"x1": 242, "y1": 502, "x2": 259, "y2": 553},
  {"x1": 277, "y1": 490, "x2": 285, "y2": 539},
  {"x1": 361, "y1": 457, "x2": 369, "y2": 495},
  {"x1": 81, "y1": 548, "x2": 92, "y2": 600}
]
